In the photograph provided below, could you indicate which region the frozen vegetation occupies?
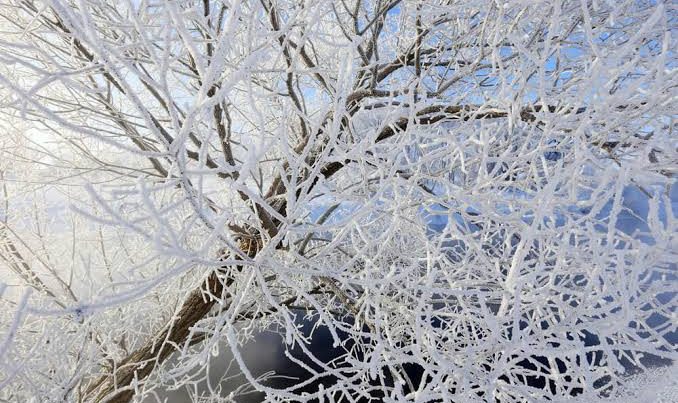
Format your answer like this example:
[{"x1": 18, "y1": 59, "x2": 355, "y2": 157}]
[{"x1": 0, "y1": 0, "x2": 676, "y2": 402}]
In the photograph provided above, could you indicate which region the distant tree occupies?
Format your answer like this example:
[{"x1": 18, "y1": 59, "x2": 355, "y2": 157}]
[{"x1": 0, "y1": 0, "x2": 675, "y2": 401}]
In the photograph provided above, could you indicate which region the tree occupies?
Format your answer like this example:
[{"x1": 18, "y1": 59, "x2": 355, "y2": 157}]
[{"x1": 0, "y1": 0, "x2": 675, "y2": 401}]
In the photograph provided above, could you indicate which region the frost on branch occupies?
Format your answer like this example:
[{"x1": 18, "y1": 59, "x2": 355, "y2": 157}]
[{"x1": 0, "y1": 0, "x2": 676, "y2": 402}]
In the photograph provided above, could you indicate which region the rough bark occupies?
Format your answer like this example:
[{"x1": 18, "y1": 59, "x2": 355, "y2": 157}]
[{"x1": 87, "y1": 239, "x2": 259, "y2": 402}]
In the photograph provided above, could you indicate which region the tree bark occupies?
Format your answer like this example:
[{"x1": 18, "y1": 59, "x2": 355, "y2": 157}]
[{"x1": 86, "y1": 238, "x2": 259, "y2": 402}]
